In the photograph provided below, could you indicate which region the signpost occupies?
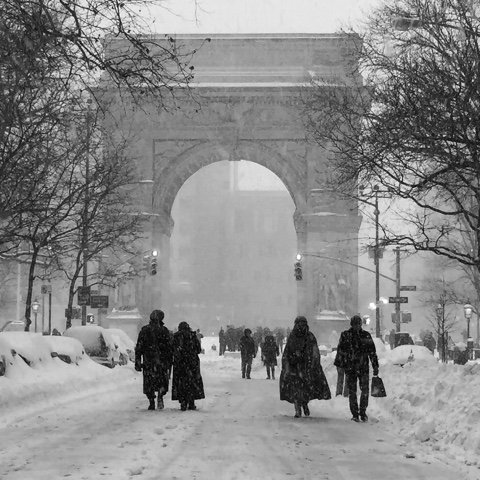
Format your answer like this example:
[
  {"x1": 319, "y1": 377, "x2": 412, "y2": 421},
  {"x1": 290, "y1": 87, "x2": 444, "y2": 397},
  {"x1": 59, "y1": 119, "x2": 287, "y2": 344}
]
[
  {"x1": 389, "y1": 296, "x2": 408, "y2": 303},
  {"x1": 90, "y1": 295, "x2": 109, "y2": 309},
  {"x1": 400, "y1": 285, "x2": 417, "y2": 291},
  {"x1": 392, "y1": 312, "x2": 412, "y2": 323},
  {"x1": 77, "y1": 286, "x2": 91, "y2": 306}
]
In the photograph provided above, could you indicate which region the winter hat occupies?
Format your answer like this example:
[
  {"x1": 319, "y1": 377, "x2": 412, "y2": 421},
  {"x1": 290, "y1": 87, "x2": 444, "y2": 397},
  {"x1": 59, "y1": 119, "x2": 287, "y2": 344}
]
[
  {"x1": 244, "y1": 328, "x2": 252, "y2": 335},
  {"x1": 178, "y1": 321, "x2": 190, "y2": 331},
  {"x1": 150, "y1": 309, "x2": 165, "y2": 324},
  {"x1": 350, "y1": 315, "x2": 362, "y2": 327},
  {"x1": 294, "y1": 316, "x2": 308, "y2": 325}
]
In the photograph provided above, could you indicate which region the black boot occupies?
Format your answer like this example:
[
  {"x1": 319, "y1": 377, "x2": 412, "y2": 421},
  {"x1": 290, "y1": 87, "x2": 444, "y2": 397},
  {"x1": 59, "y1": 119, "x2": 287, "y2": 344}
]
[
  {"x1": 294, "y1": 401, "x2": 302, "y2": 418},
  {"x1": 180, "y1": 401, "x2": 187, "y2": 411},
  {"x1": 272, "y1": 368, "x2": 275, "y2": 380},
  {"x1": 157, "y1": 395, "x2": 164, "y2": 410},
  {"x1": 303, "y1": 403, "x2": 310, "y2": 417},
  {"x1": 148, "y1": 397, "x2": 155, "y2": 410},
  {"x1": 188, "y1": 400, "x2": 196, "y2": 410}
]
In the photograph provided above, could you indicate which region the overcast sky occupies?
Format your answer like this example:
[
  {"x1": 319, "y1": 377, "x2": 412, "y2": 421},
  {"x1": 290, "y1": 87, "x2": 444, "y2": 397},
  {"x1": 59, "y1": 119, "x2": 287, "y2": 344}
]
[{"x1": 147, "y1": 0, "x2": 381, "y2": 34}]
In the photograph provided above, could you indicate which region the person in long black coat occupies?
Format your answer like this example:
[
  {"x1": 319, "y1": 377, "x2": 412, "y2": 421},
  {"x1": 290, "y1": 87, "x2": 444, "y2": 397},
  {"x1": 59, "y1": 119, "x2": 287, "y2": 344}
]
[
  {"x1": 239, "y1": 328, "x2": 256, "y2": 379},
  {"x1": 261, "y1": 335, "x2": 279, "y2": 379},
  {"x1": 172, "y1": 322, "x2": 205, "y2": 411},
  {"x1": 135, "y1": 310, "x2": 173, "y2": 410},
  {"x1": 334, "y1": 315, "x2": 379, "y2": 422},
  {"x1": 279, "y1": 316, "x2": 331, "y2": 418}
]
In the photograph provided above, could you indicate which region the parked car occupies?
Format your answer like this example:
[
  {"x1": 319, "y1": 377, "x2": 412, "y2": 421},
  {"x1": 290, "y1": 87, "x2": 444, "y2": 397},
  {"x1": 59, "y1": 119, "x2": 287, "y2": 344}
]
[
  {"x1": 64, "y1": 325, "x2": 121, "y2": 368},
  {"x1": 0, "y1": 332, "x2": 54, "y2": 367},
  {"x1": 43, "y1": 335, "x2": 86, "y2": 365},
  {"x1": 394, "y1": 332, "x2": 414, "y2": 348},
  {"x1": 0, "y1": 321, "x2": 26, "y2": 332},
  {"x1": 106, "y1": 328, "x2": 135, "y2": 363},
  {"x1": 0, "y1": 335, "x2": 16, "y2": 376},
  {"x1": 387, "y1": 344, "x2": 437, "y2": 366}
]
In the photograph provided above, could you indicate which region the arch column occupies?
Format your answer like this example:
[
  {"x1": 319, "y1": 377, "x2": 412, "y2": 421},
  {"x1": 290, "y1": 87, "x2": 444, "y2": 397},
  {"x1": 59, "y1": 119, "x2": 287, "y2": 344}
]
[{"x1": 300, "y1": 212, "x2": 362, "y2": 321}]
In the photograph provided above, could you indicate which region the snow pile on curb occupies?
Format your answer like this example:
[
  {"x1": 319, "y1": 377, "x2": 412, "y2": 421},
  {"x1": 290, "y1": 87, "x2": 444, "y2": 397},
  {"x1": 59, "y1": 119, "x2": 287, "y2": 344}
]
[
  {"x1": 322, "y1": 347, "x2": 480, "y2": 469},
  {"x1": 372, "y1": 361, "x2": 480, "y2": 466}
]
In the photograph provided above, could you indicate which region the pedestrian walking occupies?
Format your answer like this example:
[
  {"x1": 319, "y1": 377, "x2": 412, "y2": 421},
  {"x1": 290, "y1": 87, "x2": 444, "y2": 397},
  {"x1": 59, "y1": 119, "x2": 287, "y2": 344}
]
[
  {"x1": 261, "y1": 334, "x2": 279, "y2": 379},
  {"x1": 239, "y1": 328, "x2": 256, "y2": 379},
  {"x1": 196, "y1": 328, "x2": 204, "y2": 354},
  {"x1": 218, "y1": 327, "x2": 226, "y2": 355},
  {"x1": 172, "y1": 322, "x2": 205, "y2": 411},
  {"x1": 279, "y1": 316, "x2": 331, "y2": 418},
  {"x1": 135, "y1": 309, "x2": 173, "y2": 410},
  {"x1": 334, "y1": 315, "x2": 379, "y2": 422}
]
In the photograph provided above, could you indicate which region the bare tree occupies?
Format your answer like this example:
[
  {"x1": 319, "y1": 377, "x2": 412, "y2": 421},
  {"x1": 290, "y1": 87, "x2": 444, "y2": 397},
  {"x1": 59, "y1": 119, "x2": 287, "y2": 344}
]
[
  {"x1": 0, "y1": 0, "x2": 204, "y2": 327},
  {"x1": 304, "y1": 0, "x2": 480, "y2": 297}
]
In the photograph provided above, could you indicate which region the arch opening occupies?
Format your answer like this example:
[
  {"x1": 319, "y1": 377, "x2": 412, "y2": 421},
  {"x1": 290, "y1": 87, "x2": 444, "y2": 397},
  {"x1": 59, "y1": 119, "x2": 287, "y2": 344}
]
[{"x1": 169, "y1": 160, "x2": 298, "y2": 334}]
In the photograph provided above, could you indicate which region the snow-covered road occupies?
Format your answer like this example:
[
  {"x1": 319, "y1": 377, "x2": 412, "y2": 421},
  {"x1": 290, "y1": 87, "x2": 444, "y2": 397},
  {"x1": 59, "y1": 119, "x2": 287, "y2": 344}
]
[{"x1": 0, "y1": 357, "x2": 465, "y2": 480}]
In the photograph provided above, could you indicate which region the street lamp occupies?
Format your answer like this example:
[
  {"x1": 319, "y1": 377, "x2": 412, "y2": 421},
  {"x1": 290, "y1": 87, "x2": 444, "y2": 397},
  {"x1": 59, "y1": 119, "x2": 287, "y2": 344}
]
[
  {"x1": 360, "y1": 184, "x2": 390, "y2": 338},
  {"x1": 464, "y1": 303, "x2": 474, "y2": 359},
  {"x1": 32, "y1": 298, "x2": 40, "y2": 333}
]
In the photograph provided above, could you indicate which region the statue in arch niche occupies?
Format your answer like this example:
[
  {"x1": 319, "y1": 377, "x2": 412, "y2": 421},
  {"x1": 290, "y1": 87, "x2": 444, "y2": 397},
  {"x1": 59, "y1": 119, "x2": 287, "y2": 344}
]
[{"x1": 315, "y1": 261, "x2": 352, "y2": 313}]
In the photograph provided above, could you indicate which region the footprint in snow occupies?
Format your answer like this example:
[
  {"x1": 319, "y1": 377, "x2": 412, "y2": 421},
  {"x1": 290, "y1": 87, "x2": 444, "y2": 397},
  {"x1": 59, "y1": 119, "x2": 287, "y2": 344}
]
[{"x1": 154, "y1": 428, "x2": 164, "y2": 435}]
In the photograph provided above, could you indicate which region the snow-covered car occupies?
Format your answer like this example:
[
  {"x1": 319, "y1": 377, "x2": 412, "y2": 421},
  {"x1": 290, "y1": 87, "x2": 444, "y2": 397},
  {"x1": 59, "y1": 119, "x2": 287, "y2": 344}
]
[
  {"x1": 0, "y1": 332, "x2": 54, "y2": 367},
  {"x1": 0, "y1": 335, "x2": 17, "y2": 376},
  {"x1": 386, "y1": 344, "x2": 437, "y2": 366},
  {"x1": 106, "y1": 328, "x2": 135, "y2": 363},
  {"x1": 64, "y1": 325, "x2": 121, "y2": 368},
  {"x1": 0, "y1": 320, "x2": 26, "y2": 332},
  {"x1": 42, "y1": 335, "x2": 86, "y2": 365}
]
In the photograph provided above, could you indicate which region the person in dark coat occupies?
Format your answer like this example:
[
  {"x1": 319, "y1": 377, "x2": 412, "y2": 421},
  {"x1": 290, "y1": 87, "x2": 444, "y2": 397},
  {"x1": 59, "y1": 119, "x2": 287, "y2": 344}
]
[
  {"x1": 279, "y1": 316, "x2": 331, "y2": 418},
  {"x1": 218, "y1": 327, "x2": 226, "y2": 356},
  {"x1": 239, "y1": 328, "x2": 256, "y2": 379},
  {"x1": 261, "y1": 334, "x2": 280, "y2": 379},
  {"x1": 135, "y1": 309, "x2": 173, "y2": 410},
  {"x1": 334, "y1": 315, "x2": 379, "y2": 422},
  {"x1": 172, "y1": 322, "x2": 205, "y2": 411}
]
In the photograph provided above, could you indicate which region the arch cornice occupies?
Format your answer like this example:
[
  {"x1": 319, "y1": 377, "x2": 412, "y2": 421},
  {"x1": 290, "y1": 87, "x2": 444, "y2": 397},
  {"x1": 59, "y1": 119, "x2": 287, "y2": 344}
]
[{"x1": 153, "y1": 140, "x2": 307, "y2": 223}]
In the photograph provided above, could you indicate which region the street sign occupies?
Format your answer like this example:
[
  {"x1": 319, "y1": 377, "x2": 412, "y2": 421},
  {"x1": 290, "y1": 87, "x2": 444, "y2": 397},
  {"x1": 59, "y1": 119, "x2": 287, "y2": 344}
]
[
  {"x1": 400, "y1": 285, "x2": 416, "y2": 291},
  {"x1": 41, "y1": 284, "x2": 52, "y2": 294},
  {"x1": 389, "y1": 296, "x2": 408, "y2": 303},
  {"x1": 90, "y1": 295, "x2": 109, "y2": 309},
  {"x1": 77, "y1": 286, "x2": 91, "y2": 306},
  {"x1": 391, "y1": 312, "x2": 412, "y2": 323}
]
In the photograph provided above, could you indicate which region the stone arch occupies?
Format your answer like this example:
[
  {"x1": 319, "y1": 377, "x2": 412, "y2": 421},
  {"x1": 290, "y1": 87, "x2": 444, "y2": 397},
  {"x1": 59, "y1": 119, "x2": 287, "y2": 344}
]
[{"x1": 152, "y1": 140, "x2": 307, "y2": 236}]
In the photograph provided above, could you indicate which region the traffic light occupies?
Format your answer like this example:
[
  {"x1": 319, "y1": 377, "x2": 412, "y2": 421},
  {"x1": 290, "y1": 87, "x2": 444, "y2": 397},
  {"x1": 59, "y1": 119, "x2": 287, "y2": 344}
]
[
  {"x1": 150, "y1": 256, "x2": 158, "y2": 275},
  {"x1": 294, "y1": 261, "x2": 303, "y2": 281},
  {"x1": 87, "y1": 313, "x2": 95, "y2": 324},
  {"x1": 142, "y1": 255, "x2": 150, "y2": 271}
]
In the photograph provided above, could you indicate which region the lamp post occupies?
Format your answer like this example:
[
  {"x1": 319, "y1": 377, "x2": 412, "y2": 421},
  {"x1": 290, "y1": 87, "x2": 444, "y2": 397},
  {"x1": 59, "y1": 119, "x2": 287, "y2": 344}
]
[
  {"x1": 464, "y1": 303, "x2": 474, "y2": 359},
  {"x1": 369, "y1": 296, "x2": 388, "y2": 337},
  {"x1": 361, "y1": 184, "x2": 390, "y2": 338},
  {"x1": 32, "y1": 298, "x2": 40, "y2": 333}
]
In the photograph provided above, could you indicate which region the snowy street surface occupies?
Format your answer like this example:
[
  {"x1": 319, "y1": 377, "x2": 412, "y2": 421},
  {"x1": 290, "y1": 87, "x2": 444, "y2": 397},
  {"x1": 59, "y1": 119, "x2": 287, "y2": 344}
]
[
  {"x1": 0, "y1": 368, "x2": 460, "y2": 480},
  {"x1": 1, "y1": 337, "x2": 480, "y2": 480}
]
